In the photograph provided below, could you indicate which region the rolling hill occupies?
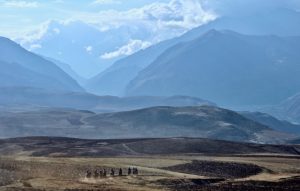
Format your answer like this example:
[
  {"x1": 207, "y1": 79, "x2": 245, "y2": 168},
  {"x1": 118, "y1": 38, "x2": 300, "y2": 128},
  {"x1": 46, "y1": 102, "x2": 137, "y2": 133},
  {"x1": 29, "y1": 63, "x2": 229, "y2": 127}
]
[
  {"x1": 0, "y1": 106, "x2": 294, "y2": 144},
  {"x1": 0, "y1": 87, "x2": 213, "y2": 112},
  {"x1": 126, "y1": 30, "x2": 300, "y2": 107}
]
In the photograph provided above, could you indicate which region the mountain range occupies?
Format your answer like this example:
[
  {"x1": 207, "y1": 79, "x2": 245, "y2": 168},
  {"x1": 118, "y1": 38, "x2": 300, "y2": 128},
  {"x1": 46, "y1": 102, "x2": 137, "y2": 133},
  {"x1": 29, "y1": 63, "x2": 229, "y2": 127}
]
[
  {"x1": 1, "y1": 4, "x2": 300, "y2": 142},
  {"x1": 86, "y1": 8, "x2": 300, "y2": 97},
  {"x1": 126, "y1": 30, "x2": 300, "y2": 107},
  {"x1": 19, "y1": 21, "x2": 120, "y2": 78},
  {"x1": 0, "y1": 37, "x2": 83, "y2": 92}
]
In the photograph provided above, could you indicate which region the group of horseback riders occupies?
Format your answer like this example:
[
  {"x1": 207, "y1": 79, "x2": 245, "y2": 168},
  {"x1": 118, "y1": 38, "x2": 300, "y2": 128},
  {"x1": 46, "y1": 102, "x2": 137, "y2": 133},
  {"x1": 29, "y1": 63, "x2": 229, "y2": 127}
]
[{"x1": 86, "y1": 167, "x2": 138, "y2": 178}]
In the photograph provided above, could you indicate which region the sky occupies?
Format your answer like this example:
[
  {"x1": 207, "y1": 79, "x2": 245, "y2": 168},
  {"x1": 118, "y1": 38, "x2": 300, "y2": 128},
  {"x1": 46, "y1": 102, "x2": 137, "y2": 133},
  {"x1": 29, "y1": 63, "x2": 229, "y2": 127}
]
[
  {"x1": 1, "y1": 0, "x2": 299, "y2": 77},
  {"x1": 1, "y1": 0, "x2": 299, "y2": 40},
  {"x1": 0, "y1": 0, "x2": 217, "y2": 52},
  {"x1": 0, "y1": 0, "x2": 175, "y2": 39},
  {"x1": 0, "y1": 0, "x2": 218, "y2": 77}
]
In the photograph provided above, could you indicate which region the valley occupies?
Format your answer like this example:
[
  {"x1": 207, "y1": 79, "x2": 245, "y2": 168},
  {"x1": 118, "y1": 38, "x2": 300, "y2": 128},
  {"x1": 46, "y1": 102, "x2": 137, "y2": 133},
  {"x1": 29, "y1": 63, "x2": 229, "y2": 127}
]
[
  {"x1": 0, "y1": 137, "x2": 299, "y2": 191},
  {"x1": 1, "y1": 1, "x2": 300, "y2": 190}
]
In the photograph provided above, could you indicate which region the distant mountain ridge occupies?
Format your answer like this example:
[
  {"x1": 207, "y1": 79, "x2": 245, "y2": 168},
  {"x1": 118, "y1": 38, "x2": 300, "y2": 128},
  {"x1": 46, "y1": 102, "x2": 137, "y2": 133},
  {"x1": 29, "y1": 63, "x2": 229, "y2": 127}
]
[
  {"x1": 0, "y1": 87, "x2": 214, "y2": 112},
  {"x1": 240, "y1": 111, "x2": 300, "y2": 135},
  {"x1": 263, "y1": 93, "x2": 300, "y2": 124},
  {"x1": 19, "y1": 21, "x2": 121, "y2": 77},
  {"x1": 125, "y1": 30, "x2": 300, "y2": 107},
  {"x1": 0, "y1": 37, "x2": 83, "y2": 92},
  {"x1": 85, "y1": 8, "x2": 300, "y2": 96},
  {"x1": 44, "y1": 57, "x2": 87, "y2": 85}
]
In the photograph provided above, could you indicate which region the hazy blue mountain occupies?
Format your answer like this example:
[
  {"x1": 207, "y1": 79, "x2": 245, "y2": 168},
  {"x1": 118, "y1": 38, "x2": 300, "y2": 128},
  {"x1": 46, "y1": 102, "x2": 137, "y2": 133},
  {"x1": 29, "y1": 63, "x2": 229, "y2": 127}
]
[
  {"x1": 288, "y1": 138, "x2": 300, "y2": 144},
  {"x1": 85, "y1": 40, "x2": 175, "y2": 95},
  {"x1": 0, "y1": 61, "x2": 76, "y2": 91},
  {"x1": 126, "y1": 30, "x2": 300, "y2": 107},
  {"x1": 0, "y1": 106, "x2": 293, "y2": 143},
  {"x1": 19, "y1": 20, "x2": 152, "y2": 78},
  {"x1": 240, "y1": 111, "x2": 300, "y2": 134},
  {"x1": 45, "y1": 57, "x2": 87, "y2": 85},
  {"x1": 0, "y1": 87, "x2": 214, "y2": 112},
  {"x1": 86, "y1": 8, "x2": 300, "y2": 96},
  {"x1": 190, "y1": 8, "x2": 300, "y2": 37},
  {"x1": 0, "y1": 37, "x2": 83, "y2": 92},
  {"x1": 263, "y1": 93, "x2": 300, "y2": 124}
]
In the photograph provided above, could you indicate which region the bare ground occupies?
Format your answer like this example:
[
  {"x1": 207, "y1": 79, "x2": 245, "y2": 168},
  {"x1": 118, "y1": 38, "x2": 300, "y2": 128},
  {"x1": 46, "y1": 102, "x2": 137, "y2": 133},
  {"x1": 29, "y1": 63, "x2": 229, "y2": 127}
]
[{"x1": 0, "y1": 154, "x2": 299, "y2": 191}]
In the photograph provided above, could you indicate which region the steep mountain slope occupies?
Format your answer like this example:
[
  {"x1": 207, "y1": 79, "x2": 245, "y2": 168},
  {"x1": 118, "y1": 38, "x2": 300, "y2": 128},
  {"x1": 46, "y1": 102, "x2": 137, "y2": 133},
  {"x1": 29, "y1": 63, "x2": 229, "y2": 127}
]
[
  {"x1": 0, "y1": 106, "x2": 294, "y2": 143},
  {"x1": 19, "y1": 21, "x2": 124, "y2": 77},
  {"x1": 0, "y1": 37, "x2": 83, "y2": 92},
  {"x1": 126, "y1": 30, "x2": 300, "y2": 107},
  {"x1": 45, "y1": 57, "x2": 87, "y2": 85},
  {"x1": 85, "y1": 41, "x2": 174, "y2": 95},
  {"x1": 0, "y1": 61, "x2": 76, "y2": 91},
  {"x1": 86, "y1": 8, "x2": 300, "y2": 96},
  {"x1": 240, "y1": 111, "x2": 300, "y2": 134},
  {"x1": 0, "y1": 87, "x2": 213, "y2": 112},
  {"x1": 264, "y1": 93, "x2": 300, "y2": 124}
]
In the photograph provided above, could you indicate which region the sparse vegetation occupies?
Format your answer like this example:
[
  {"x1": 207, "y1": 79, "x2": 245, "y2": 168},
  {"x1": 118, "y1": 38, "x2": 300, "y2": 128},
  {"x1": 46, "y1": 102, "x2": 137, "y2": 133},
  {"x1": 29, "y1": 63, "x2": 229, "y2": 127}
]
[
  {"x1": 0, "y1": 137, "x2": 299, "y2": 191},
  {"x1": 163, "y1": 160, "x2": 264, "y2": 179}
]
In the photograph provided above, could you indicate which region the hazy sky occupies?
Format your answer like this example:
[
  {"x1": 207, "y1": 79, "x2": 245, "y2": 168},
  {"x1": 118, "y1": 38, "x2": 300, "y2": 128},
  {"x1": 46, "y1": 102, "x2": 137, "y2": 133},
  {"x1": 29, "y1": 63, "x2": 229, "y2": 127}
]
[
  {"x1": 0, "y1": 0, "x2": 171, "y2": 38},
  {"x1": 1, "y1": 0, "x2": 299, "y2": 39},
  {"x1": 1, "y1": 0, "x2": 299, "y2": 78}
]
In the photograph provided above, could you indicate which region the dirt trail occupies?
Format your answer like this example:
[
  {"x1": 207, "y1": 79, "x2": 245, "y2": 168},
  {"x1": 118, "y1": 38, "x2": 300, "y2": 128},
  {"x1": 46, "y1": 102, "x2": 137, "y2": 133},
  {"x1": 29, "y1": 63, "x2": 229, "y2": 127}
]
[{"x1": 1, "y1": 155, "x2": 300, "y2": 191}]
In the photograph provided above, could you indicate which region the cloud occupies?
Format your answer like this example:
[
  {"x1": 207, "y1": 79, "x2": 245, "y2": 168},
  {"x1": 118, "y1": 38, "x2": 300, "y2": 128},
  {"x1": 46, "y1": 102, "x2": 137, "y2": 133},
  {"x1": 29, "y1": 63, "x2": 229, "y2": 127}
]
[
  {"x1": 2, "y1": 0, "x2": 38, "y2": 8},
  {"x1": 29, "y1": 43, "x2": 42, "y2": 50},
  {"x1": 54, "y1": 0, "x2": 64, "y2": 3},
  {"x1": 52, "y1": 28, "x2": 60, "y2": 34},
  {"x1": 73, "y1": 0, "x2": 216, "y2": 42},
  {"x1": 17, "y1": 0, "x2": 216, "y2": 60},
  {"x1": 85, "y1": 46, "x2": 93, "y2": 54},
  {"x1": 17, "y1": 20, "x2": 51, "y2": 45},
  {"x1": 101, "y1": 39, "x2": 151, "y2": 59},
  {"x1": 92, "y1": 0, "x2": 121, "y2": 5}
]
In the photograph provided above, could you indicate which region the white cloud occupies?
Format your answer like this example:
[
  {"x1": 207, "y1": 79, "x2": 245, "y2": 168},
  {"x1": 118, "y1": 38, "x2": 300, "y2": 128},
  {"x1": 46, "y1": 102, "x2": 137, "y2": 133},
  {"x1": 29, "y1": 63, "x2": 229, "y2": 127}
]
[
  {"x1": 54, "y1": 0, "x2": 64, "y2": 3},
  {"x1": 101, "y1": 39, "x2": 151, "y2": 59},
  {"x1": 73, "y1": 0, "x2": 216, "y2": 42},
  {"x1": 17, "y1": 0, "x2": 216, "y2": 60},
  {"x1": 16, "y1": 21, "x2": 50, "y2": 45},
  {"x1": 29, "y1": 43, "x2": 42, "y2": 50},
  {"x1": 92, "y1": 0, "x2": 121, "y2": 5},
  {"x1": 2, "y1": 1, "x2": 38, "y2": 8},
  {"x1": 85, "y1": 46, "x2": 93, "y2": 54},
  {"x1": 53, "y1": 28, "x2": 60, "y2": 34}
]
